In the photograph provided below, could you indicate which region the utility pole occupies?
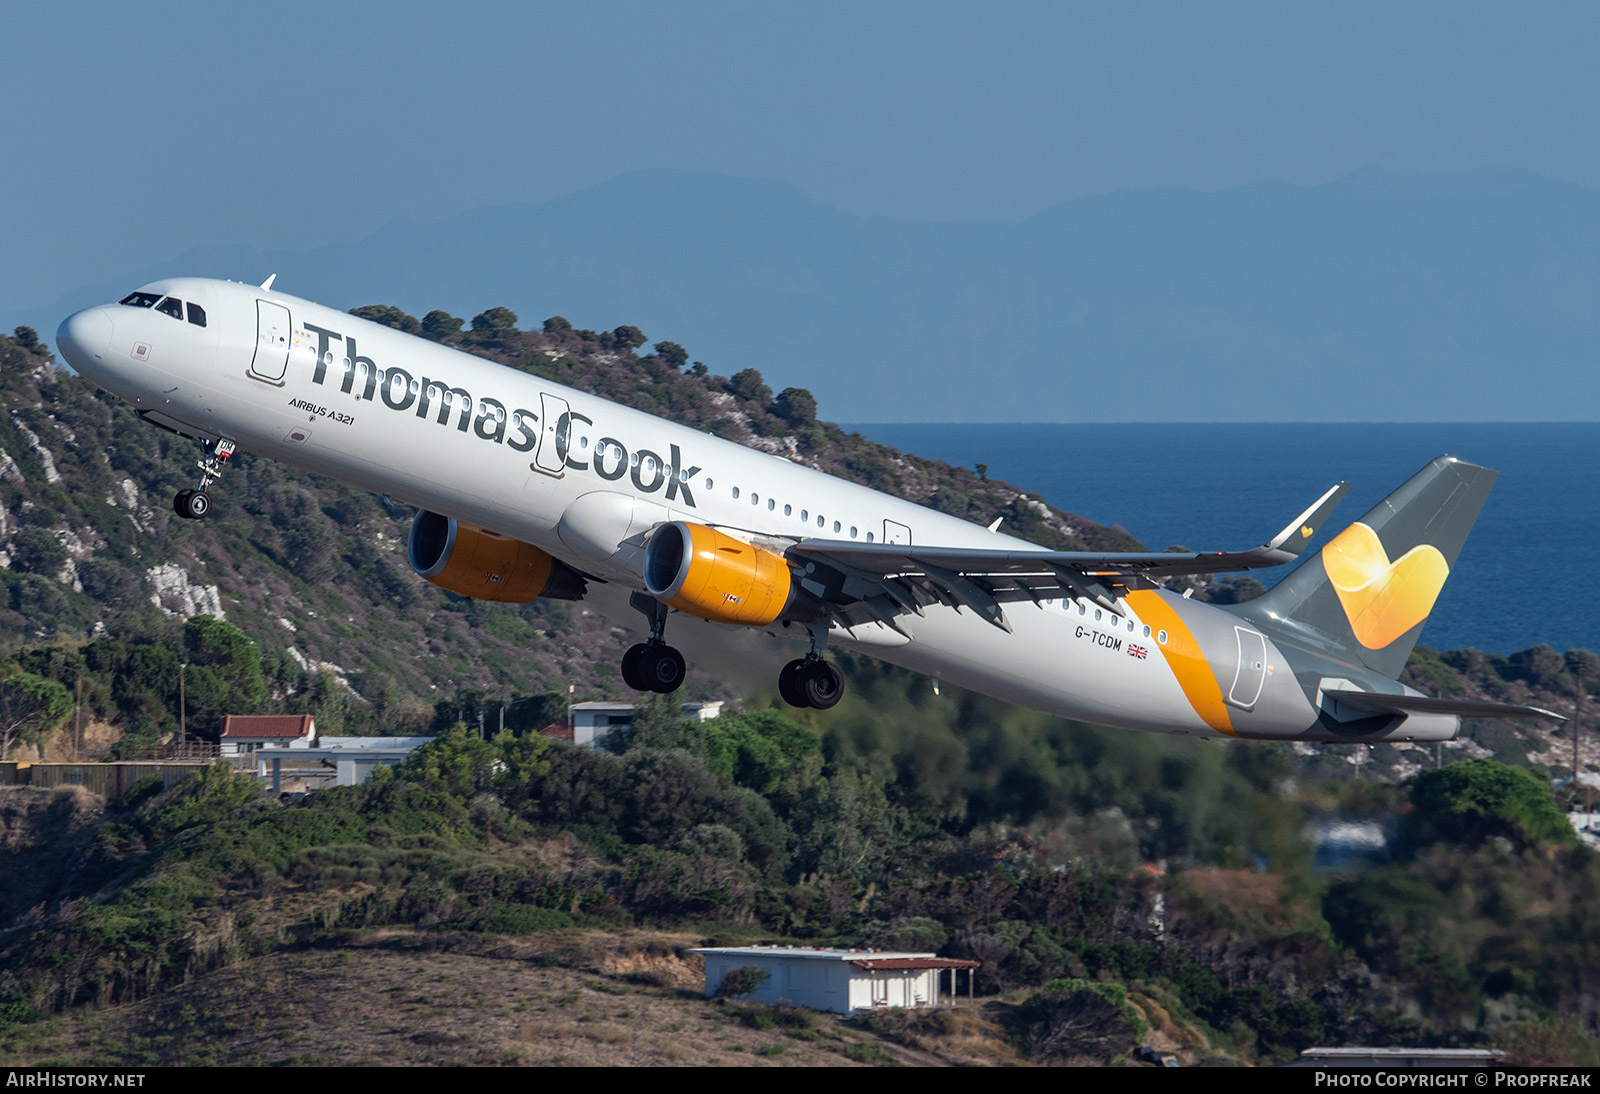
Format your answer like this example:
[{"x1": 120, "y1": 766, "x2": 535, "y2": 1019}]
[
  {"x1": 1568, "y1": 651, "x2": 1596, "y2": 830},
  {"x1": 1579, "y1": 661, "x2": 1590, "y2": 829},
  {"x1": 179, "y1": 662, "x2": 187, "y2": 750}
]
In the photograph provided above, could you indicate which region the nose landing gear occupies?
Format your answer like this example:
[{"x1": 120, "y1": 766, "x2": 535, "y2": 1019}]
[
  {"x1": 172, "y1": 437, "x2": 235, "y2": 521},
  {"x1": 621, "y1": 592, "x2": 687, "y2": 694}
]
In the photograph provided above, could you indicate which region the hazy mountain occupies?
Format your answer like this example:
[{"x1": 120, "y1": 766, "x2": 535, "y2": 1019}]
[{"x1": 11, "y1": 167, "x2": 1598, "y2": 421}]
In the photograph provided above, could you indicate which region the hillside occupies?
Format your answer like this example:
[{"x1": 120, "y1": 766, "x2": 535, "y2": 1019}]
[{"x1": 3, "y1": 720, "x2": 1597, "y2": 1067}]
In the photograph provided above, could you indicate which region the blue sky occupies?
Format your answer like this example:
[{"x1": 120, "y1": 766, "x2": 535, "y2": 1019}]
[{"x1": 5, "y1": 1, "x2": 1599, "y2": 308}]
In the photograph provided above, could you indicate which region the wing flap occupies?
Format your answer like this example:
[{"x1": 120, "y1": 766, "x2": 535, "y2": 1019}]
[{"x1": 786, "y1": 480, "x2": 1349, "y2": 631}]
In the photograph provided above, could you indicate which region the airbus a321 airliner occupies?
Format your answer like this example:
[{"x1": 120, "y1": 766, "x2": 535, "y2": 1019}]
[{"x1": 55, "y1": 277, "x2": 1557, "y2": 742}]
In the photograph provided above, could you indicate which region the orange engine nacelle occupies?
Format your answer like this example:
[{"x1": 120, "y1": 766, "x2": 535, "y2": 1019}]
[
  {"x1": 643, "y1": 521, "x2": 807, "y2": 626},
  {"x1": 408, "y1": 510, "x2": 586, "y2": 603}
]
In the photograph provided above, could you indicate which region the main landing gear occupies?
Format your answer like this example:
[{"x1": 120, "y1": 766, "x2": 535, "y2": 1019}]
[
  {"x1": 621, "y1": 592, "x2": 687, "y2": 694},
  {"x1": 778, "y1": 627, "x2": 844, "y2": 710},
  {"x1": 173, "y1": 437, "x2": 235, "y2": 521}
]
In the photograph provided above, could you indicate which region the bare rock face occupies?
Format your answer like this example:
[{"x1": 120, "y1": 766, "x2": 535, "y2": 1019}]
[{"x1": 146, "y1": 563, "x2": 226, "y2": 619}]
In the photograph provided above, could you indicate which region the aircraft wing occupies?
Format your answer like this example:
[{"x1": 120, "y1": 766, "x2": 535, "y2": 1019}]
[{"x1": 786, "y1": 481, "x2": 1350, "y2": 633}]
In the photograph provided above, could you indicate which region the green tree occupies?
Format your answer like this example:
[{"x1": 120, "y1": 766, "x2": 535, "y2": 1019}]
[
  {"x1": 772, "y1": 387, "x2": 818, "y2": 425},
  {"x1": 653, "y1": 341, "x2": 689, "y2": 369},
  {"x1": 1403, "y1": 758, "x2": 1576, "y2": 851},
  {"x1": 9, "y1": 526, "x2": 65, "y2": 576},
  {"x1": 349, "y1": 305, "x2": 422, "y2": 335},
  {"x1": 1021, "y1": 979, "x2": 1147, "y2": 1064},
  {"x1": 1508, "y1": 645, "x2": 1568, "y2": 688},
  {"x1": 0, "y1": 670, "x2": 73, "y2": 760},
  {"x1": 611, "y1": 325, "x2": 647, "y2": 351},
  {"x1": 702, "y1": 710, "x2": 819, "y2": 793},
  {"x1": 727, "y1": 368, "x2": 772, "y2": 405},
  {"x1": 714, "y1": 965, "x2": 770, "y2": 998},
  {"x1": 421, "y1": 310, "x2": 464, "y2": 340},
  {"x1": 182, "y1": 616, "x2": 266, "y2": 734},
  {"x1": 471, "y1": 307, "x2": 520, "y2": 333},
  {"x1": 542, "y1": 316, "x2": 573, "y2": 334}
]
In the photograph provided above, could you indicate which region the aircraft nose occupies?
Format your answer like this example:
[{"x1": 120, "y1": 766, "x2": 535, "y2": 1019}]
[{"x1": 56, "y1": 308, "x2": 112, "y2": 368}]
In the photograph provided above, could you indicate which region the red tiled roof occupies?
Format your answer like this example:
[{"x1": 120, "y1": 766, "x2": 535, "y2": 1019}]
[
  {"x1": 220, "y1": 715, "x2": 314, "y2": 739},
  {"x1": 539, "y1": 722, "x2": 574, "y2": 741},
  {"x1": 849, "y1": 958, "x2": 980, "y2": 971}
]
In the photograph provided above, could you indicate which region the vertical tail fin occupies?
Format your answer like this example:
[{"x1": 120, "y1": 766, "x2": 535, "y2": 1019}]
[{"x1": 1239, "y1": 456, "x2": 1497, "y2": 679}]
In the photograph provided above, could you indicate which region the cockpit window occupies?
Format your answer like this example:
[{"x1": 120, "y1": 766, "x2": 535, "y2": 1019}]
[
  {"x1": 155, "y1": 297, "x2": 184, "y2": 321},
  {"x1": 119, "y1": 291, "x2": 161, "y2": 308},
  {"x1": 186, "y1": 303, "x2": 207, "y2": 327}
]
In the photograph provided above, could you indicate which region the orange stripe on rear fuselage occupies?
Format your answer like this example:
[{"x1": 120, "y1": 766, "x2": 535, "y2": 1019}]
[{"x1": 1124, "y1": 590, "x2": 1235, "y2": 737}]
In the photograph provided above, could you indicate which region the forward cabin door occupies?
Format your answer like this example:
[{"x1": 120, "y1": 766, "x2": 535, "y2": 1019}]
[
  {"x1": 250, "y1": 300, "x2": 291, "y2": 382},
  {"x1": 534, "y1": 393, "x2": 570, "y2": 476}
]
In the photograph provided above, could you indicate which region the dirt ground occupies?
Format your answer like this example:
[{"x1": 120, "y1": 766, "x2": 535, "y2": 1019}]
[{"x1": 2, "y1": 929, "x2": 1004, "y2": 1067}]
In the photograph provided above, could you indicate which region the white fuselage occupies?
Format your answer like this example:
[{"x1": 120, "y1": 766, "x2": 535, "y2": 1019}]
[{"x1": 59, "y1": 276, "x2": 1441, "y2": 742}]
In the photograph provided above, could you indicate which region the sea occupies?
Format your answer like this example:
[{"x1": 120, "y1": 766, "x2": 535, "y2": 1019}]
[{"x1": 843, "y1": 423, "x2": 1599, "y2": 657}]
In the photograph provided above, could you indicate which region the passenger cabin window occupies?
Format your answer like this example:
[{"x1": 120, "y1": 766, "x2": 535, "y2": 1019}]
[
  {"x1": 186, "y1": 303, "x2": 206, "y2": 327},
  {"x1": 155, "y1": 297, "x2": 184, "y2": 321},
  {"x1": 119, "y1": 291, "x2": 161, "y2": 308}
]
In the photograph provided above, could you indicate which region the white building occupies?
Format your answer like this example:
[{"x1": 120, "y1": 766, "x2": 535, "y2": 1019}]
[
  {"x1": 319, "y1": 737, "x2": 436, "y2": 786},
  {"x1": 565, "y1": 700, "x2": 725, "y2": 748},
  {"x1": 219, "y1": 714, "x2": 316, "y2": 754},
  {"x1": 689, "y1": 946, "x2": 978, "y2": 1016}
]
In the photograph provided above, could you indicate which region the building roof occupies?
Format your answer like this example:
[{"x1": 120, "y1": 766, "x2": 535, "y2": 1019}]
[
  {"x1": 220, "y1": 714, "x2": 315, "y2": 739},
  {"x1": 688, "y1": 946, "x2": 975, "y2": 969},
  {"x1": 849, "y1": 958, "x2": 980, "y2": 971},
  {"x1": 319, "y1": 737, "x2": 434, "y2": 751}
]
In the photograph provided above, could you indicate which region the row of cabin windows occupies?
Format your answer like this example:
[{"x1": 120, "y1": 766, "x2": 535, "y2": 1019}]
[
  {"x1": 1038, "y1": 598, "x2": 1167, "y2": 644},
  {"x1": 120, "y1": 291, "x2": 206, "y2": 327},
  {"x1": 718, "y1": 482, "x2": 872, "y2": 540}
]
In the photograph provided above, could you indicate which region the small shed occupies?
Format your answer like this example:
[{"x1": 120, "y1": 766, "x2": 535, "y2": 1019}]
[
  {"x1": 689, "y1": 946, "x2": 979, "y2": 1016},
  {"x1": 219, "y1": 714, "x2": 316, "y2": 755}
]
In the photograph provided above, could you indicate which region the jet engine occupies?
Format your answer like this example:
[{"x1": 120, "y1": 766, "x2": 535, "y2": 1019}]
[
  {"x1": 408, "y1": 510, "x2": 585, "y2": 602},
  {"x1": 643, "y1": 521, "x2": 823, "y2": 626}
]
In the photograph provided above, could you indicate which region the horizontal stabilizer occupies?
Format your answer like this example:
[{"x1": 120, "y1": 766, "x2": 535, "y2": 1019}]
[{"x1": 1321, "y1": 687, "x2": 1564, "y2": 722}]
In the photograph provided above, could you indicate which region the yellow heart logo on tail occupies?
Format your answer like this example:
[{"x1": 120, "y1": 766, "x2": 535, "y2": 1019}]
[{"x1": 1320, "y1": 523, "x2": 1449, "y2": 649}]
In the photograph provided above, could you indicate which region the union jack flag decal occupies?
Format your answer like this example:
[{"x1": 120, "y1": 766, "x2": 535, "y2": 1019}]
[{"x1": 1128, "y1": 644, "x2": 1148, "y2": 660}]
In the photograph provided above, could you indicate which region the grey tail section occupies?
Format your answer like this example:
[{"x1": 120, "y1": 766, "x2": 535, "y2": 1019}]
[{"x1": 1234, "y1": 455, "x2": 1497, "y2": 680}]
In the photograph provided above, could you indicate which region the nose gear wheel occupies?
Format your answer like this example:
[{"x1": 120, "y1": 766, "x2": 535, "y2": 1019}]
[{"x1": 171, "y1": 437, "x2": 235, "y2": 521}]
